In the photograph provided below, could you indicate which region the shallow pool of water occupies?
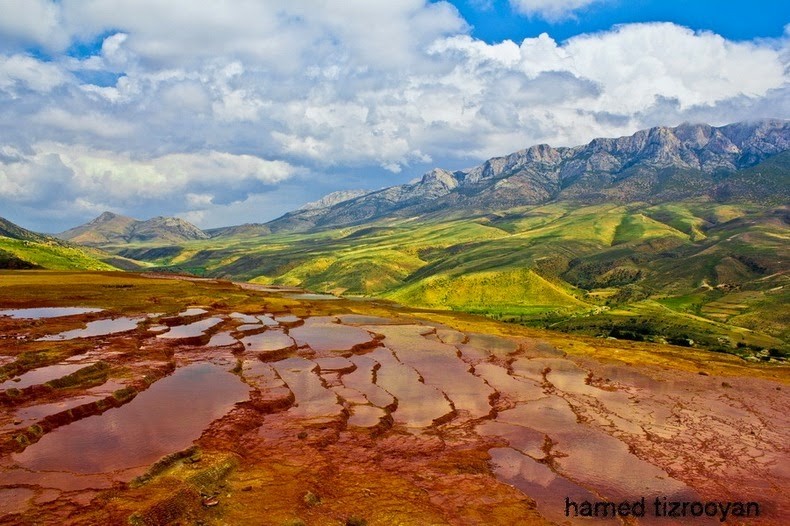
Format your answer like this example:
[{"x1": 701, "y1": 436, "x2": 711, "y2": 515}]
[
  {"x1": 0, "y1": 307, "x2": 103, "y2": 319},
  {"x1": 240, "y1": 330, "x2": 295, "y2": 354},
  {"x1": 229, "y1": 312, "x2": 260, "y2": 324},
  {"x1": 38, "y1": 317, "x2": 143, "y2": 341},
  {"x1": 289, "y1": 323, "x2": 375, "y2": 352},
  {"x1": 12, "y1": 363, "x2": 249, "y2": 474},
  {"x1": 273, "y1": 314, "x2": 301, "y2": 324},
  {"x1": 176, "y1": 308, "x2": 208, "y2": 317},
  {"x1": 157, "y1": 318, "x2": 223, "y2": 339},
  {"x1": 489, "y1": 447, "x2": 609, "y2": 525},
  {"x1": 0, "y1": 363, "x2": 95, "y2": 390},
  {"x1": 206, "y1": 332, "x2": 239, "y2": 347},
  {"x1": 257, "y1": 315, "x2": 279, "y2": 327},
  {"x1": 285, "y1": 293, "x2": 339, "y2": 301},
  {"x1": 2, "y1": 394, "x2": 104, "y2": 431},
  {"x1": 369, "y1": 348, "x2": 453, "y2": 428},
  {"x1": 272, "y1": 358, "x2": 343, "y2": 422},
  {"x1": 348, "y1": 405, "x2": 387, "y2": 428},
  {"x1": 236, "y1": 323, "x2": 263, "y2": 332},
  {"x1": 315, "y1": 357, "x2": 356, "y2": 373},
  {"x1": 341, "y1": 355, "x2": 395, "y2": 409},
  {"x1": 337, "y1": 315, "x2": 406, "y2": 325}
]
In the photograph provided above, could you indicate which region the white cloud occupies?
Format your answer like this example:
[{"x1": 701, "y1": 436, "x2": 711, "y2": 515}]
[
  {"x1": 0, "y1": 144, "x2": 297, "y2": 210},
  {"x1": 0, "y1": 2, "x2": 787, "y2": 230},
  {"x1": 33, "y1": 108, "x2": 136, "y2": 138},
  {"x1": 469, "y1": 0, "x2": 494, "y2": 11},
  {"x1": 509, "y1": 0, "x2": 603, "y2": 21},
  {"x1": 0, "y1": 54, "x2": 68, "y2": 94},
  {"x1": 0, "y1": 0, "x2": 67, "y2": 50},
  {"x1": 185, "y1": 193, "x2": 214, "y2": 207},
  {"x1": 548, "y1": 23, "x2": 785, "y2": 110},
  {"x1": 419, "y1": 23, "x2": 787, "y2": 156}
]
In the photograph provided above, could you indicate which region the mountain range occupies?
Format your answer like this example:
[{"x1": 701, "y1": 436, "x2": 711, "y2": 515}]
[
  {"x1": 4, "y1": 119, "x2": 788, "y2": 356},
  {"x1": 264, "y1": 119, "x2": 789, "y2": 233},
  {"x1": 55, "y1": 119, "x2": 790, "y2": 245}
]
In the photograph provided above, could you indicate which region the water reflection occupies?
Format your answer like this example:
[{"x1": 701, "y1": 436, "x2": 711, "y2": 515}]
[
  {"x1": 12, "y1": 363, "x2": 249, "y2": 473},
  {"x1": 157, "y1": 318, "x2": 222, "y2": 339},
  {"x1": 0, "y1": 363, "x2": 95, "y2": 390},
  {"x1": 38, "y1": 318, "x2": 143, "y2": 341},
  {"x1": 0, "y1": 307, "x2": 103, "y2": 319}
]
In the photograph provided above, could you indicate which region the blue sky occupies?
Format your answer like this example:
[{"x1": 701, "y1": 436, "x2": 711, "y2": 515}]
[
  {"x1": 0, "y1": 1, "x2": 788, "y2": 232},
  {"x1": 450, "y1": 0, "x2": 790, "y2": 43}
]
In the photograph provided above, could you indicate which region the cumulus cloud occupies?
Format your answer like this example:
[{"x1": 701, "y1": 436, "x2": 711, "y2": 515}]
[
  {"x1": 33, "y1": 108, "x2": 136, "y2": 138},
  {"x1": 0, "y1": 143, "x2": 298, "y2": 226},
  {"x1": 0, "y1": 0, "x2": 68, "y2": 50},
  {"x1": 0, "y1": 1, "x2": 787, "y2": 230},
  {"x1": 0, "y1": 54, "x2": 69, "y2": 94},
  {"x1": 509, "y1": 0, "x2": 603, "y2": 21}
]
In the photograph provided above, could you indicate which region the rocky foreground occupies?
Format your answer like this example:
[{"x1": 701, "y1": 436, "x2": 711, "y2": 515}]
[{"x1": 0, "y1": 272, "x2": 787, "y2": 525}]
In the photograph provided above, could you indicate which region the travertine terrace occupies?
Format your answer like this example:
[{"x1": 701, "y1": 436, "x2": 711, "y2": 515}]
[{"x1": 0, "y1": 272, "x2": 787, "y2": 525}]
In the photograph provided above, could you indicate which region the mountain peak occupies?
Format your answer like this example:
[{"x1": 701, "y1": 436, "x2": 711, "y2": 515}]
[
  {"x1": 419, "y1": 168, "x2": 459, "y2": 190},
  {"x1": 297, "y1": 190, "x2": 370, "y2": 211},
  {"x1": 90, "y1": 211, "x2": 132, "y2": 224},
  {"x1": 0, "y1": 216, "x2": 46, "y2": 242},
  {"x1": 96, "y1": 211, "x2": 117, "y2": 221},
  {"x1": 59, "y1": 213, "x2": 208, "y2": 245}
]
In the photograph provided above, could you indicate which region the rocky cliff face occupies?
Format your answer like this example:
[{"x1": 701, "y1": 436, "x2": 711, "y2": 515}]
[
  {"x1": 266, "y1": 120, "x2": 789, "y2": 233},
  {"x1": 297, "y1": 190, "x2": 370, "y2": 211}
]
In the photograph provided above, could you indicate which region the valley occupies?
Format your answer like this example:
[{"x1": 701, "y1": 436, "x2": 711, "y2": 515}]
[
  {"x1": 2, "y1": 3, "x2": 788, "y2": 524},
  {"x1": 69, "y1": 200, "x2": 788, "y2": 358},
  {"x1": 0, "y1": 121, "x2": 788, "y2": 525},
  {"x1": 33, "y1": 120, "x2": 786, "y2": 359}
]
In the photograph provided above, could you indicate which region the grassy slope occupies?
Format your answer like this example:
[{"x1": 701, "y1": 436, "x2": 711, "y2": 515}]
[{"x1": 0, "y1": 237, "x2": 118, "y2": 271}]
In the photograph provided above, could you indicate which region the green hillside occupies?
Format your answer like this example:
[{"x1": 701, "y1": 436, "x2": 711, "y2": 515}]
[
  {"x1": 385, "y1": 268, "x2": 587, "y2": 314},
  {"x1": 0, "y1": 237, "x2": 118, "y2": 271},
  {"x1": 0, "y1": 217, "x2": 121, "y2": 271},
  {"x1": 90, "y1": 199, "x2": 787, "y2": 357}
]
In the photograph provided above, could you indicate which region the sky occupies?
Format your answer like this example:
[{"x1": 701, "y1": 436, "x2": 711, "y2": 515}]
[{"x1": 0, "y1": 1, "x2": 788, "y2": 233}]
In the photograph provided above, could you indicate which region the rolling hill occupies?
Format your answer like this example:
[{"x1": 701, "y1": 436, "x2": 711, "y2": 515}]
[
  {"x1": 56, "y1": 120, "x2": 790, "y2": 356},
  {"x1": 0, "y1": 217, "x2": 121, "y2": 271}
]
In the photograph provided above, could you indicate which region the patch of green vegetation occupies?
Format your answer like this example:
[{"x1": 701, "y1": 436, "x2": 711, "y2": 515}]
[
  {"x1": 643, "y1": 203, "x2": 709, "y2": 240},
  {"x1": 657, "y1": 292, "x2": 711, "y2": 314},
  {"x1": 386, "y1": 268, "x2": 587, "y2": 313},
  {"x1": 548, "y1": 299, "x2": 786, "y2": 353},
  {"x1": 46, "y1": 361, "x2": 110, "y2": 389},
  {"x1": 613, "y1": 213, "x2": 687, "y2": 245},
  {"x1": 0, "y1": 236, "x2": 117, "y2": 271}
]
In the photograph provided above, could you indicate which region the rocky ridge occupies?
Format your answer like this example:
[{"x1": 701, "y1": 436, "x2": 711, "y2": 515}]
[{"x1": 267, "y1": 120, "x2": 789, "y2": 233}]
